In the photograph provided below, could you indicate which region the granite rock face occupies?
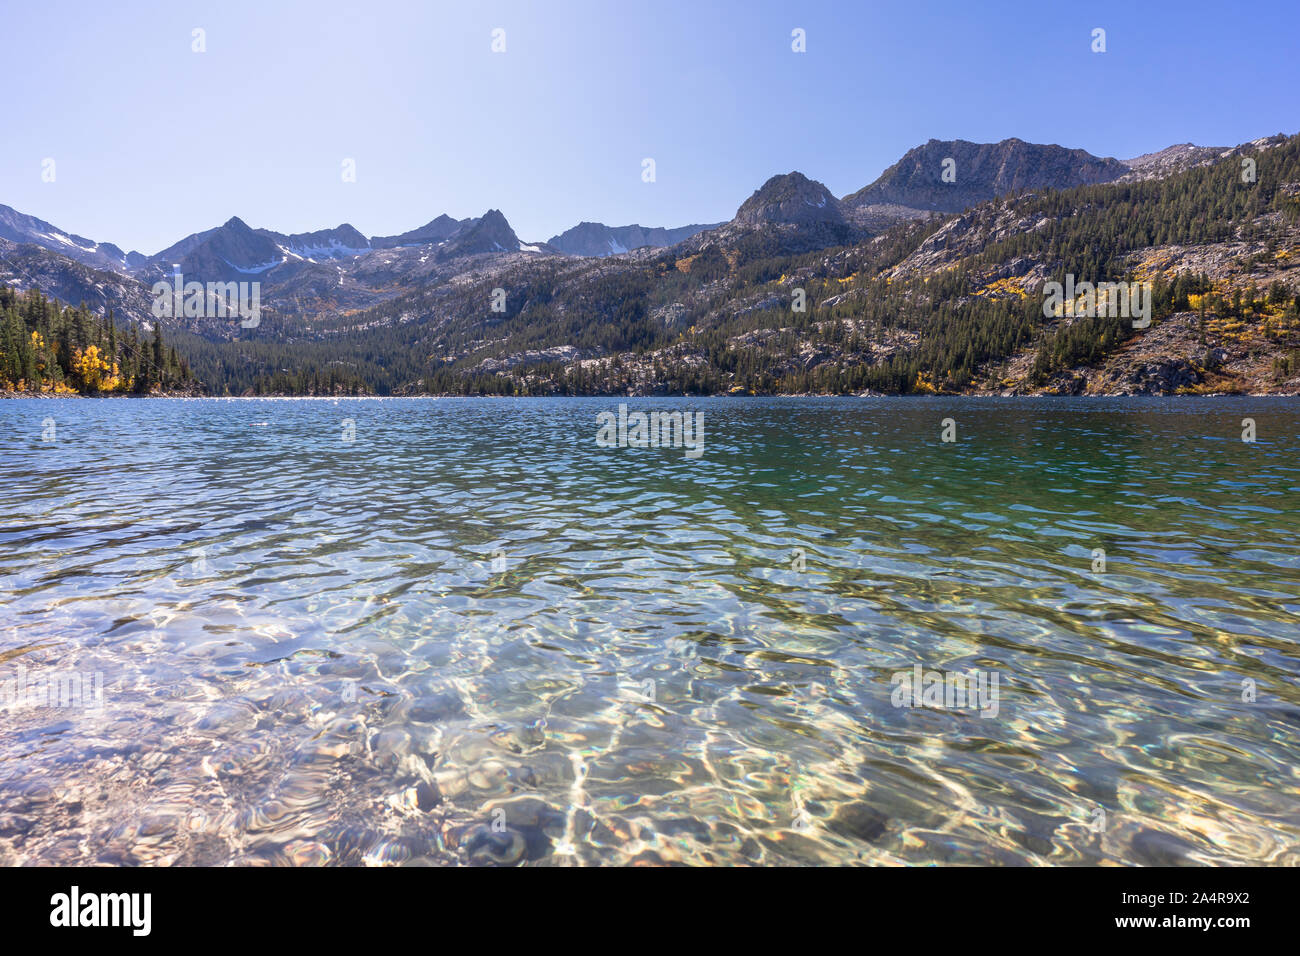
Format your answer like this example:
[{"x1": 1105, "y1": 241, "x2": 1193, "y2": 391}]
[
  {"x1": 843, "y1": 138, "x2": 1130, "y2": 218},
  {"x1": 735, "y1": 172, "x2": 846, "y2": 227}
]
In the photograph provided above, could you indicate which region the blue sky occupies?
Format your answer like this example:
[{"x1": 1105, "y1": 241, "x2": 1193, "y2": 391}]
[{"x1": 4, "y1": 0, "x2": 1297, "y2": 255}]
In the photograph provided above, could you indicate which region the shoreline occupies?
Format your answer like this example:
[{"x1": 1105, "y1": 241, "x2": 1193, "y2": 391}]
[{"x1": 4, "y1": 390, "x2": 1298, "y2": 400}]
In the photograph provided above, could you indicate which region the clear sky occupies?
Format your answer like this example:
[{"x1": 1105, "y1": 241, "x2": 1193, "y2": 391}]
[{"x1": 4, "y1": 0, "x2": 1296, "y2": 255}]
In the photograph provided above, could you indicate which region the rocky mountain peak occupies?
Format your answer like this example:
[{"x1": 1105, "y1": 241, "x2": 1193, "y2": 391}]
[
  {"x1": 248, "y1": 223, "x2": 373, "y2": 261},
  {"x1": 734, "y1": 172, "x2": 844, "y2": 226},
  {"x1": 370, "y1": 213, "x2": 467, "y2": 249},
  {"x1": 843, "y1": 138, "x2": 1130, "y2": 216},
  {"x1": 546, "y1": 221, "x2": 720, "y2": 257},
  {"x1": 439, "y1": 209, "x2": 522, "y2": 258}
]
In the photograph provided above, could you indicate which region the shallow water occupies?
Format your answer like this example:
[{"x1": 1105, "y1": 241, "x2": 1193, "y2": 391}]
[{"x1": 1, "y1": 396, "x2": 1297, "y2": 865}]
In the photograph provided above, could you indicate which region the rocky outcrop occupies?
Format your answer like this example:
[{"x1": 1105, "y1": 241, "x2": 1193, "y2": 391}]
[{"x1": 1118, "y1": 359, "x2": 1202, "y2": 395}]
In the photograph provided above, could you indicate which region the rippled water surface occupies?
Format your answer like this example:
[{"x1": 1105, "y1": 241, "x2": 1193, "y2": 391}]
[{"x1": 2, "y1": 397, "x2": 1298, "y2": 866}]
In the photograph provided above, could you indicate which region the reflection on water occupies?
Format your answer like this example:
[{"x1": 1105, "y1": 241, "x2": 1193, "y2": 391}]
[{"x1": 1, "y1": 396, "x2": 1297, "y2": 865}]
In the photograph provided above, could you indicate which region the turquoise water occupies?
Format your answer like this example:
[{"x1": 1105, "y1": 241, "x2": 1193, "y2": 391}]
[{"x1": 1, "y1": 396, "x2": 1297, "y2": 865}]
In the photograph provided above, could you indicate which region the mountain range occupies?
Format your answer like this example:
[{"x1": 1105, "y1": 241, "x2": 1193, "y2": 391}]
[
  {"x1": 0, "y1": 204, "x2": 145, "y2": 273},
  {"x1": 3, "y1": 131, "x2": 1297, "y2": 397},
  {"x1": 546, "y1": 222, "x2": 721, "y2": 257},
  {"x1": 4, "y1": 135, "x2": 1222, "y2": 291}
]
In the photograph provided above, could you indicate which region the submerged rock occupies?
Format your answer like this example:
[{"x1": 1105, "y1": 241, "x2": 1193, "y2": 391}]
[
  {"x1": 1129, "y1": 828, "x2": 1199, "y2": 866},
  {"x1": 827, "y1": 802, "x2": 889, "y2": 844},
  {"x1": 461, "y1": 823, "x2": 526, "y2": 866}
]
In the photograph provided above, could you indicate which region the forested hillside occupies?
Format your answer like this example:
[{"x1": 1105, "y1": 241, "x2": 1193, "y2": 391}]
[
  {"x1": 0, "y1": 288, "x2": 194, "y2": 395},
  {"x1": 294, "y1": 133, "x2": 1300, "y2": 397}
]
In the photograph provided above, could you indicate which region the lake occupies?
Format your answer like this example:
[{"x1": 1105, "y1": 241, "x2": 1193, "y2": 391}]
[{"x1": 1, "y1": 396, "x2": 1297, "y2": 865}]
